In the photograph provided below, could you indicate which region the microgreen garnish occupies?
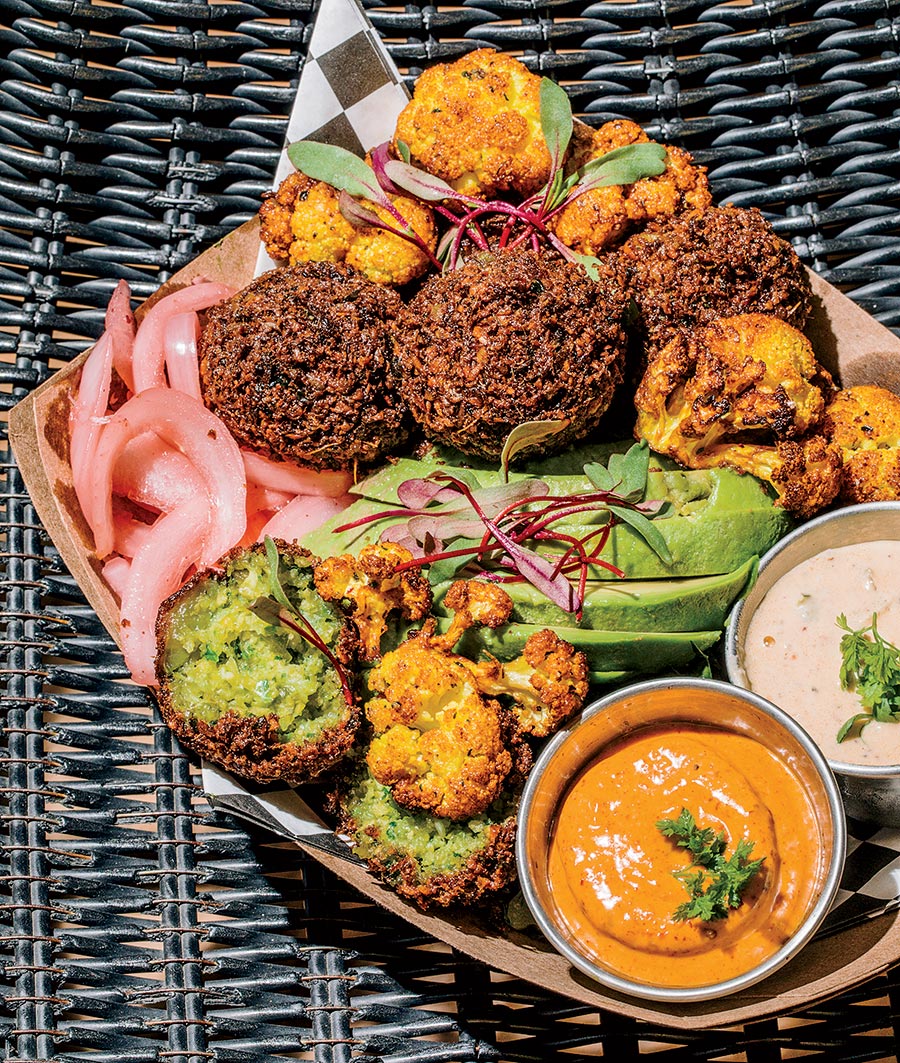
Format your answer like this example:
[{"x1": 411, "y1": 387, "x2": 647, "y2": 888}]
[
  {"x1": 251, "y1": 537, "x2": 354, "y2": 707},
  {"x1": 836, "y1": 613, "x2": 900, "y2": 742},
  {"x1": 285, "y1": 78, "x2": 666, "y2": 277},
  {"x1": 499, "y1": 419, "x2": 570, "y2": 482},
  {"x1": 657, "y1": 808, "x2": 765, "y2": 923},
  {"x1": 335, "y1": 439, "x2": 669, "y2": 617}
]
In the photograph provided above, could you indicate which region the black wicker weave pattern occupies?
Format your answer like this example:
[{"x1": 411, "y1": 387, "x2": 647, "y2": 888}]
[{"x1": 3, "y1": 1, "x2": 900, "y2": 1060}]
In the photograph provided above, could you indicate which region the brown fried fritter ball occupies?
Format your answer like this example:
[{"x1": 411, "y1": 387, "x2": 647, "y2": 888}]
[
  {"x1": 393, "y1": 48, "x2": 550, "y2": 199},
  {"x1": 199, "y1": 263, "x2": 409, "y2": 472},
  {"x1": 616, "y1": 206, "x2": 812, "y2": 360},
  {"x1": 550, "y1": 119, "x2": 712, "y2": 255},
  {"x1": 258, "y1": 170, "x2": 437, "y2": 287},
  {"x1": 394, "y1": 248, "x2": 629, "y2": 460}
]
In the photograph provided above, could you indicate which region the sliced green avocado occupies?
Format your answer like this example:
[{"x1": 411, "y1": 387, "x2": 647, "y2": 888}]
[
  {"x1": 445, "y1": 620, "x2": 721, "y2": 673},
  {"x1": 431, "y1": 556, "x2": 757, "y2": 632}
]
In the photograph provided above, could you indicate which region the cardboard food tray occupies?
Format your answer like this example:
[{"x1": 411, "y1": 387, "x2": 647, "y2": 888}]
[{"x1": 10, "y1": 211, "x2": 900, "y2": 1031}]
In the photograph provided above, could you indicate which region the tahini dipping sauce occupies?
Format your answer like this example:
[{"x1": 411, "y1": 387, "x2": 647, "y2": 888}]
[
  {"x1": 744, "y1": 540, "x2": 900, "y2": 765},
  {"x1": 547, "y1": 723, "x2": 820, "y2": 988}
]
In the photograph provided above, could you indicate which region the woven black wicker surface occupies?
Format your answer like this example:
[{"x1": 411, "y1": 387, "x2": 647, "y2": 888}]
[{"x1": 3, "y1": 0, "x2": 900, "y2": 1059}]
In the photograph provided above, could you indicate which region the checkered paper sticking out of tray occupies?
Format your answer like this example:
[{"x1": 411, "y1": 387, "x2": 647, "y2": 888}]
[{"x1": 214, "y1": 0, "x2": 900, "y2": 941}]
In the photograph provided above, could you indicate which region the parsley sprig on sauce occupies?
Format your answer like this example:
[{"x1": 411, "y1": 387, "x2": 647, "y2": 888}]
[
  {"x1": 656, "y1": 808, "x2": 765, "y2": 922},
  {"x1": 836, "y1": 612, "x2": 900, "y2": 742}
]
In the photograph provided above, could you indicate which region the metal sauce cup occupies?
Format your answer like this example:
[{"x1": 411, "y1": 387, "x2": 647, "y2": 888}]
[
  {"x1": 516, "y1": 678, "x2": 846, "y2": 1003},
  {"x1": 726, "y1": 502, "x2": 900, "y2": 825}
]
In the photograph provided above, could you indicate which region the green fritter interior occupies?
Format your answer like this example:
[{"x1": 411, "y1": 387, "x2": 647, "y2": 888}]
[
  {"x1": 343, "y1": 763, "x2": 517, "y2": 878},
  {"x1": 163, "y1": 547, "x2": 347, "y2": 743}
]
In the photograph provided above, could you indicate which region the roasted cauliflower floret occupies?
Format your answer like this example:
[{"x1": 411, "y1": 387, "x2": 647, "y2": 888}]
[
  {"x1": 258, "y1": 170, "x2": 437, "y2": 286},
  {"x1": 393, "y1": 49, "x2": 550, "y2": 199},
  {"x1": 314, "y1": 542, "x2": 432, "y2": 662},
  {"x1": 365, "y1": 629, "x2": 513, "y2": 821},
  {"x1": 823, "y1": 385, "x2": 900, "y2": 503},
  {"x1": 634, "y1": 314, "x2": 842, "y2": 518},
  {"x1": 435, "y1": 578, "x2": 514, "y2": 650},
  {"x1": 550, "y1": 120, "x2": 712, "y2": 255},
  {"x1": 471, "y1": 628, "x2": 590, "y2": 737}
]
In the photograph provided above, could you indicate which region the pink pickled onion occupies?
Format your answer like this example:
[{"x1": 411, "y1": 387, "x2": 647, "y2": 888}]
[
  {"x1": 106, "y1": 278, "x2": 136, "y2": 391},
  {"x1": 101, "y1": 555, "x2": 131, "y2": 599},
  {"x1": 241, "y1": 449, "x2": 353, "y2": 498},
  {"x1": 132, "y1": 282, "x2": 234, "y2": 394},
  {"x1": 91, "y1": 388, "x2": 246, "y2": 563},
  {"x1": 164, "y1": 311, "x2": 202, "y2": 400},
  {"x1": 70, "y1": 330, "x2": 114, "y2": 533},
  {"x1": 119, "y1": 496, "x2": 210, "y2": 685},
  {"x1": 113, "y1": 432, "x2": 205, "y2": 513},
  {"x1": 246, "y1": 482, "x2": 292, "y2": 513},
  {"x1": 113, "y1": 507, "x2": 156, "y2": 558},
  {"x1": 259, "y1": 493, "x2": 353, "y2": 544}
]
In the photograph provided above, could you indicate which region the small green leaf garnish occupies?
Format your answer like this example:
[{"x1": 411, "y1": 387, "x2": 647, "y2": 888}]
[
  {"x1": 576, "y1": 142, "x2": 667, "y2": 191},
  {"x1": 396, "y1": 138, "x2": 411, "y2": 164},
  {"x1": 657, "y1": 808, "x2": 765, "y2": 923},
  {"x1": 499, "y1": 419, "x2": 570, "y2": 481},
  {"x1": 539, "y1": 77, "x2": 573, "y2": 171},
  {"x1": 286, "y1": 141, "x2": 391, "y2": 207},
  {"x1": 836, "y1": 612, "x2": 900, "y2": 741}
]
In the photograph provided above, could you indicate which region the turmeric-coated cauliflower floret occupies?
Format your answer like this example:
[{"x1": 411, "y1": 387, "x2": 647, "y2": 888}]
[
  {"x1": 823, "y1": 385, "x2": 900, "y2": 503},
  {"x1": 550, "y1": 120, "x2": 712, "y2": 255},
  {"x1": 314, "y1": 542, "x2": 432, "y2": 662},
  {"x1": 258, "y1": 170, "x2": 437, "y2": 286},
  {"x1": 393, "y1": 49, "x2": 550, "y2": 199},
  {"x1": 634, "y1": 314, "x2": 842, "y2": 518},
  {"x1": 470, "y1": 628, "x2": 590, "y2": 737},
  {"x1": 435, "y1": 579, "x2": 515, "y2": 650},
  {"x1": 365, "y1": 629, "x2": 513, "y2": 821}
]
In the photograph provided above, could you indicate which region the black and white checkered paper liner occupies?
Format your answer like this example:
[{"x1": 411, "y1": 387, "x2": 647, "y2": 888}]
[{"x1": 206, "y1": 0, "x2": 900, "y2": 939}]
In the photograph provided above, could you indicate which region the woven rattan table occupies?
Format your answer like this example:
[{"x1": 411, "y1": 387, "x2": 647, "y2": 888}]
[{"x1": 4, "y1": 0, "x2": 900, "y2": 1058}]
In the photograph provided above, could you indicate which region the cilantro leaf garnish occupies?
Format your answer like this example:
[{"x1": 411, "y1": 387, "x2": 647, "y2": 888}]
[
  {"x1": 836, "y1": 612, "x2": 900, "y2": 742},
  {"x1": 656, "y1": 808, "x2": 765, "y2": 923}
]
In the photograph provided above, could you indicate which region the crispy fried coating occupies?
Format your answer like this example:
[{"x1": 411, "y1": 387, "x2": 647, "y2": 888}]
[
  {"x1": 823, "y1": 385, "x2": 900, "y2": 503},
  {"x1": 314, "y1": 542, "x2": 432, "y2": 662},
  {"x1": 550, "y1": 119, "x2": 712, "y2": 255},
  {"x1": 395, "y1": 248, "x2": 628, "y2": 460},
  {"x1": 393, "y1": 48, "x2": 550, "y2": 199},
  {"x1": 365, "y1": 629, "x2": 514, "y2": 821},
  {"x1": 634, "y1": 314, "x2": 842, "y2": 518},
  {"x1": 436, "y1": 579, "x2": 514, "y2": 649},
  {"x1": 617, "y1": 206, "x2": 813, "y2": 360},
  {"x1": 199, "y1": 263, "x2": 409, "y2": 472},
  {"x1": 258, "y1": 169, "x2": 437, "y2": 286}
]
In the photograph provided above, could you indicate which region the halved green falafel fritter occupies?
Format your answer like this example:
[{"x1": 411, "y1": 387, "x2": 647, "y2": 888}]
[
  {"x1": 156, "y1": 541, "x2": 358, "y2": 785},
  {"x1": 337, "y1": 760, "x2": 519, "y2": 909}
]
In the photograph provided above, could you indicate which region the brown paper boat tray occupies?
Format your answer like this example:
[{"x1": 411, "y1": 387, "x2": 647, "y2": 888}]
[{"x1": 11, "y1": 214, "x2": 900, "y2": 1031}]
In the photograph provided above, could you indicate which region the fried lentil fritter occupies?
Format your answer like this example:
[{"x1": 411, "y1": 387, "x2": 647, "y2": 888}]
[
  {"x1": 616, "y1": 206, "x2": 812, "y2": 360},
  {"x1": 199, "y1": 263, "x2": 409, "y2": 471},
  {"x1": 335, "y1": 758, "x2": 519, "y2": 909},
  {"x1": 155, "y1": 541, "x2": 358, "y2": 786},
  {"x1": 394, "y1": 248, "x2": 629, "y2": 460}
]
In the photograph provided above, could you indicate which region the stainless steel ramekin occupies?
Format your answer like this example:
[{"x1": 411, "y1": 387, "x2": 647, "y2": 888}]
[
  {"x1": 725, "y1": 502, "x2": 900, "y2": 825},
  {"x1": 516, "y1": 677, "x2": 846, "y2": 1003}
]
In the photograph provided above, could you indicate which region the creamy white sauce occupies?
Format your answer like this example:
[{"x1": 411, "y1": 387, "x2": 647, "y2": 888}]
[{"x1": 744, "y1": 540, "x2": 900, "y2": 766}]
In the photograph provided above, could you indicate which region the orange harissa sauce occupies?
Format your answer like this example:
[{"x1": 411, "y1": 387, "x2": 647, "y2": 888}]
[{"x1": 547, "y1": 724, "x2": 821, "y2": 988}]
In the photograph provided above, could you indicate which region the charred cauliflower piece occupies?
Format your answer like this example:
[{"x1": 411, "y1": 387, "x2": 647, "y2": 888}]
[
  {"x1": 824, "y1": 385, "x2": 900, "y2": 503},
  {"x1": 156, "y1": 541, "x2": 358, "y2": 786},
  {"x1": 335, "y1": 759, "x2": 519, "y2": 909},
  {"x1": 258, "y1": 169, "x2": 437, "y2": 287},
  {"x1": 314, "y1": 542, "x2": 432, "y2": 662},
  {"x1": 634, "y1": 313, "x2": 842, "y2": 518},
  {"x1": 550, "y1": 119, "x2": 712, "y2": 255},
  {"x1": 393, "y1": 49, "x2": 550, "y2": 199},
  {"x1": 470, "y1": 627, "x2": 590, "y2": 738},
  {"x1": 365, "y1": 626, "x2": 514, "y2": 821}
]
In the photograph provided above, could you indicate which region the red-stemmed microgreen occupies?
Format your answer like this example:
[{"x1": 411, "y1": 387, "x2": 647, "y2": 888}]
[
  {"x1": 250, "y1": 537, "x2": 354, "y2": 707},
  {"x1": 285, "y1": 77, "x2": 667, "y2": 277},
  {"x1": 334, "y1": 439, "x2": 670, "y2": 617}
]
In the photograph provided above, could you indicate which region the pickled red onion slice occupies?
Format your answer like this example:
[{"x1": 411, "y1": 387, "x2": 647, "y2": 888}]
[
  {"x1": 106, "y1": 279, "x2": 137, "y2": 392},
  {"x1": 113, "y1": 432, "x2": 204, "y2": 513},
  {"x1": 131, "y1": 282, "x2": 234, "y2": 394},
  {"x1": 241, "y1": 449, "x2": 353, "y2": 498},
  {"x1": 113, "y1": 507, "x2": 156, "y2": 559},
  {"x1": 92, "y1": 388, "x2": 246, "y2": 563},
  {"x1": 164, "y1": 311, "x2": 202, "y2": 400},
  {"x1": 246, "y1": 482, "x2": 293, "y2": 514},
  {"x1": 70, "y1": 330, "x2": 113, "y2": 533},
  {"x1": 119, "y1": 496, "x2": 210, "y2": 685},
  {"x1": 101, "y1": 555, "x2": 132, "y2": 599},
  {"x1": 259, "y1": 493, "x2": 353, "y2": 544}
]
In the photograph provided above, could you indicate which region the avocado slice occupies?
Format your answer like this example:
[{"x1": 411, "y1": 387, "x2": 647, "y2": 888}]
[
  {"x1": 432, "y1": 556, "x2": 757, "y2": 632},
  {"x1": 446, "y1": 621, "x2": 722, "y2": 673}
]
